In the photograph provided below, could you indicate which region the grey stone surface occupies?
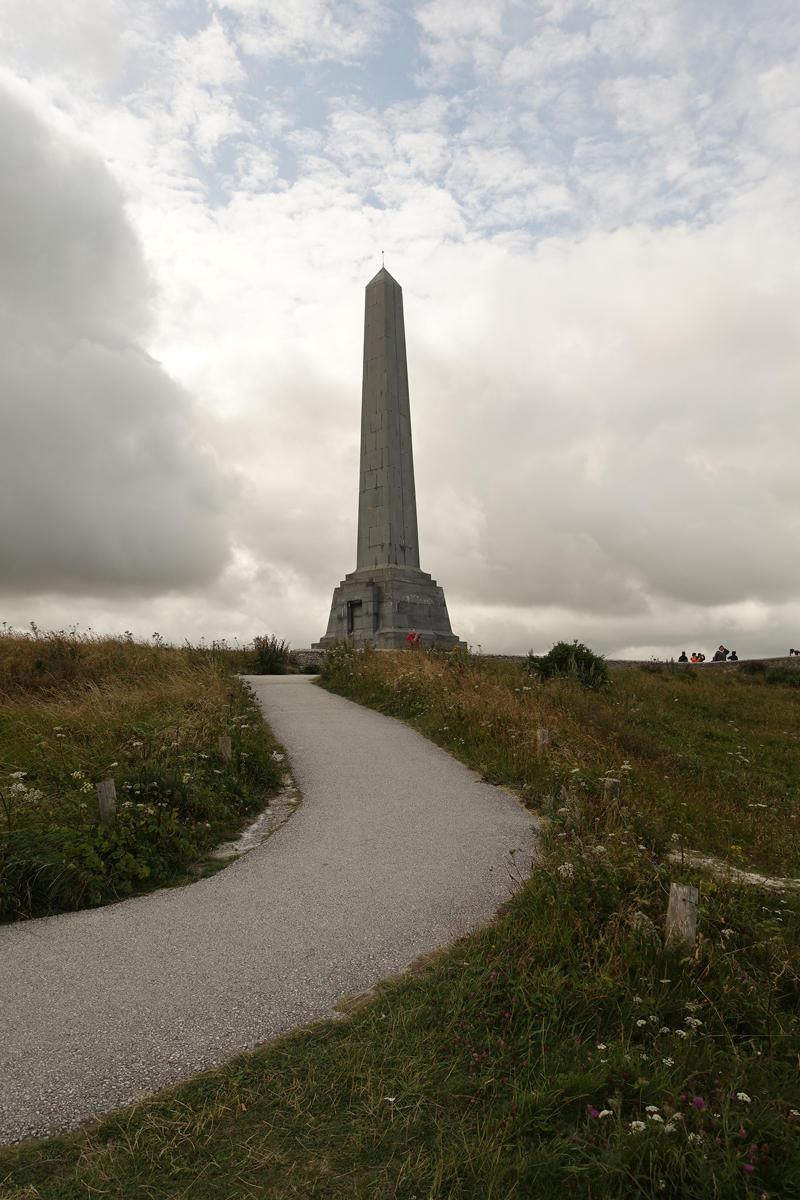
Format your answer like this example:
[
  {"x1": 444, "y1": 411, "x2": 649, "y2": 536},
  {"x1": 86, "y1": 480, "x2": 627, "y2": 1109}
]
[
  {"x1": 315, "y1": 268, "x2": 461, "y2": 650},
  {"x1": 0, "y1": 676, "x2": 535, "y2": 1146}
]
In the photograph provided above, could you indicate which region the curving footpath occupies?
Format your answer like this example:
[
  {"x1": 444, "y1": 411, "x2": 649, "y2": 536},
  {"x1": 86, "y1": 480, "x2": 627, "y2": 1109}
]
[{"x1": 0, "y1": 676, "x2": 536, "y2": 1146}]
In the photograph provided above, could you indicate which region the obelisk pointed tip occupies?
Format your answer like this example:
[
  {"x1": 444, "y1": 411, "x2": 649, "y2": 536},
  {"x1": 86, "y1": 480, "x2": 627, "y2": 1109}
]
[{"x1": 366, "y1": 265, "x2": 400, "y2": 289}]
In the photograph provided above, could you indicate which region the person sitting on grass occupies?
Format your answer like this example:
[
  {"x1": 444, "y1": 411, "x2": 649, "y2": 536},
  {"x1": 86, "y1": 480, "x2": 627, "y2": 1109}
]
[{"x1": 678, "y1": 651, "x2": 688, "y2": 662}]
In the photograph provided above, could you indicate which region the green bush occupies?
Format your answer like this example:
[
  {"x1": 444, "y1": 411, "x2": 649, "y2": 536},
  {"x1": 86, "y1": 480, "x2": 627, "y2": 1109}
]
[
  {"x1": 764, "y1": 664, "x2": 800, "y2": 688},
  {"x1": 526, "y1": 639, "x2": 610, "y2": 690},
  {"x1": 252, "y1": 635, "x2": 292, "y2": 674}
]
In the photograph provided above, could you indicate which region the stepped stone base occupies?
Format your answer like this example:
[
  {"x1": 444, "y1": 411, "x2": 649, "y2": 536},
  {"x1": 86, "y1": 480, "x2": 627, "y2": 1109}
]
[{"x1": 313, "y1": 565, "x2": 463, "y2": 650}]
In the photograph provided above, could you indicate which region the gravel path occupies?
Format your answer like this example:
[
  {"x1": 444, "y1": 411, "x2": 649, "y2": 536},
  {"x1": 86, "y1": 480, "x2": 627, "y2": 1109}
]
[{"x1": 0, "y1": 676, "x2": 536, "y2": 1146}]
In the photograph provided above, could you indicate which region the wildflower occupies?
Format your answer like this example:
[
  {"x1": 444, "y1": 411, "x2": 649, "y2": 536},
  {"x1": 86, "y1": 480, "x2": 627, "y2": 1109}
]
[
  {"x1": 558, "y1": 863, "x2": 574, "y2": 879},
  {"x1": 687, "y1": 1132, "x2": 702, "y2": 1143},
  {"x1": 663, "y1": 1123, "x2": 676, "y2": 1134},
  {"x1": 648, "y1": 1015, "x2": 658, "y2": 1023},
  {"x1": 739, "y1": 1127, "x2": 747, "y2": 1137},
  {"x1": 633, "y1": 995, "x2": 642, "y2": 1004},
  {"x1": 660, "y1": 1027, "x2": 671, "y2": 1034},
  {"x1": 598, "y1": 1110, "x2": 614, "y2": 1119},
  {"x1": 131, "y1": 741, "x2": 143, "y2": 747},
  {"x1": 636, "y1": 1019, "x2": 647, "y2": 1027},
  {"x1": 81, "y1": 782, "x2": 93, "y2": 794},
  {"x1": 742, "y1": 1164, "x2": 755, "y2": 1173},
  {"x1": 649, "y1": 1113, "x2": 665, "y2": 1123},
  {"x1": 586, "y1": 1106, "x2": 599, "y2": 1118},
  {"x1": 182, "y1": 773, "x2": 191, "y2": 784},
  {"x1": 9, "y1": 770, "x2": 27, "y2": 778},
  {"x1": 383, "y1": 1097, "x2": 396, "y2": 1103},
  {"x1": 596, "y1": 1043, "x2": 607, "y2": 1050},
  {"x1": 685, "y1": 1017, "x2": 703, "y2": 1029},
  {"x1": 692, "y1": 1097, "x2": 706, "y2": 1111},
  {"x1": 675, "y1": 1030, "x2": 688, "y2": 1039},
  {"x1": 790, "y1": 1110, "x2": 800, "y2": 1119},
  {"x1": 71, "y1": 770, "x2": 83, "y2": 780},
  {"x1": 736, "y1": 1092, "x2": 752, "y2": 1103},
  {"x1": 628, "y1": 1121, "x2": 646, "y2": 1133},
  {"x1": 646, "y1": 1106, "x2": 660, "y2": 1113},
  {"x1": 662, "y1": 1058, "x2": 674, "y2": 1066}
]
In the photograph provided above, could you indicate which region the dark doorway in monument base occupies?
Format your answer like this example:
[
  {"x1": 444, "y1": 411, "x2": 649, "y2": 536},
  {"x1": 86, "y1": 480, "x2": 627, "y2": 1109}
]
[{"x1": 347, "y1": 600, "x2": 362, "y2": 636}]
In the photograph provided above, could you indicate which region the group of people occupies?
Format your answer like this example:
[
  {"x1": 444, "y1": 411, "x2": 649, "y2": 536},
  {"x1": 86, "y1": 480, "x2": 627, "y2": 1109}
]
[{"x1": 678, "y1": 645, "x2": 738, "y2": 663}]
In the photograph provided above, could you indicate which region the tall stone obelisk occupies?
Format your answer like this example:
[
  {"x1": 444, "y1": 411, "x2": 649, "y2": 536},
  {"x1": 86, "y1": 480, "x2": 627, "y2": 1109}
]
[{"x1": 314, "y1": 267, "x2": 462, "y2": 649}]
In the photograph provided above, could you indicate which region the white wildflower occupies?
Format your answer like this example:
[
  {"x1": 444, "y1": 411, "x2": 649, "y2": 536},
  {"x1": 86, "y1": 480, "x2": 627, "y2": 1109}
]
[
  {"x1": 636, "y1": 1019, "x2": 647, "y2": 1027},
  {"x1": 662, "y1": 1058, "x2": 674, "y2": 1066},
  {"x1": 628, "y1": 1121, "x2": 646, "y2": 1133},
  {"x1": 596, "y1": 1043, "x2": 607, "y2": 1050},
  {"x1": 675, "y1": 1030, "x2": 688, "y2": 1039},
  {"x1": 558, "y1": 863, "x2": 575, "y2": 879},
  {"x1": 646, "y1": 1106, "x2": 660, "y2": 1113},
  {"x1": 598, "y1": 1110, "x2": 614, "y2": 1119},
  {"x1": 660, "y1": 1027, "x2": 671, "y2": 1034},
  {"x1": 70, "y1": 770, "x2": 83, "y2": 780},
  {"x1": 687, "y1": 1132, "x2": 702, "y2": 1143},
  {"x1": 736, "y1": 1092, "x2": 751, "y2": 1103},
  {"x1": 9, "y1": 770, "x2": 27, "y2": 779},
  {"x1": 649, "y1": 1113, "x2": 665, "y2": 1123}
]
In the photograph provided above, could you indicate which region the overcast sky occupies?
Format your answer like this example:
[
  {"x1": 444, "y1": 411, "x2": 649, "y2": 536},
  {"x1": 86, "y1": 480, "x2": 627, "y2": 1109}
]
[{"x1": 1, "y1": 0, "x2": 799, "y2": 656}]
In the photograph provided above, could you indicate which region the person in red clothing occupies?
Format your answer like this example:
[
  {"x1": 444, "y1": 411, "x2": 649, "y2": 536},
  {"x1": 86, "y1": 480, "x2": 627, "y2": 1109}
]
[{"x1": 406, "y1": 628, "x2": 421, "y2": 647}]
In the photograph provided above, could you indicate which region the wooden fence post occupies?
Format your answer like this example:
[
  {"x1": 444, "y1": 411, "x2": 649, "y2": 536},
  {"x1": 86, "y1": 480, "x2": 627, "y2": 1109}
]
[
  {"x1": 603, "y1": 778, "x2": 620, "y2": 802},
  {"x1": 536, "y1": 729, "x2": 550, "y2": 754},
  {"x1": 665, "y1": 882, "x2": 699, "y2": 948},
  {"x1": 96, "y1": 779, "x2": 116, "y2": 826},
  {"x1": 218, "y1": 735, "x2": 232, "y2": 761}
]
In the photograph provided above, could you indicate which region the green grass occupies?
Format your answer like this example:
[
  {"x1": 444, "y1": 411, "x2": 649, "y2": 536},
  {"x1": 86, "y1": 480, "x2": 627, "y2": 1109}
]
[
  {"x1": 2, "y1": 643, "x2": 800, "y2": 1198},
  {"x1": 0, "y1": 631, "x2": 285, "y2": 920}
]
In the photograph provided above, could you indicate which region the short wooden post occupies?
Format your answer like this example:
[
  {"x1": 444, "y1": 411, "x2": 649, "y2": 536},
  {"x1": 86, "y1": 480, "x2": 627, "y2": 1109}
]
[
  {"x1": 603, "y1": 778, "x2": 620, "y2": 802},
  {"x1": 218, "y1": 735, "x2": 232, "y2": 761},
  {"x1": 665, "y1": 882, "x2": 699, "y2": 948},
  {"x1": 96, "y1": 779, "x2": 116, "y2": 826},
  {"x1": 536, "y1": 729, "x2": 550, "y2": 753}
]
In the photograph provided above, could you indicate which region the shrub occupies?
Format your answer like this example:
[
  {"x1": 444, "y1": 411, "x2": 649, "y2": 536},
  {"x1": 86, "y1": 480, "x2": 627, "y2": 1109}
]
[
  {"x1": 526, "y1": 639, "x2": 610, "y2": 690},
  {"x1": 252, "y1": 635, "x2": 292, "y2": 674},
  {"x1": 765, "y1": 663, "x2": 800, "y2": 688}
]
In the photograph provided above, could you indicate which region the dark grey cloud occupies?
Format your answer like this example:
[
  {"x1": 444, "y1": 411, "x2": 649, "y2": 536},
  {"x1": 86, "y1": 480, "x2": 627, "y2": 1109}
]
[{"x1": 0, "y1": 84, "x2": 234, "y2": 596}]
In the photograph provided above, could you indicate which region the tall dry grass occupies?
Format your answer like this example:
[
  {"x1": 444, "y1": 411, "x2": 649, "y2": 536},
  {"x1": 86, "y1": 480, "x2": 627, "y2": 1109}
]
[{"x1": 0, "y1": 630, "x2": 284, "y2": 919}]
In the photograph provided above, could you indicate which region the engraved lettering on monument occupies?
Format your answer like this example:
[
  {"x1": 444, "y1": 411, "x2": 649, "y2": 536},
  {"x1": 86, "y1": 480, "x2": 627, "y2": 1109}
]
[{"x1": 314, "y1": 267, "x2": 462, "y2": 649}]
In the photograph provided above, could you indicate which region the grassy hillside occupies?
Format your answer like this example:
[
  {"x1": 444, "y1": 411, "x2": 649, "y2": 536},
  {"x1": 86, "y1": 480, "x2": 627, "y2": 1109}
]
[
  {"x1": 0, "y1": 631, "x2": 284, "y2": 920},
  {"x1": 319, "y1": 643, "x2": 800, "y2": 875},
  {"x1": 2, "y1": 643, "x2": 800, "y2": 1198}
]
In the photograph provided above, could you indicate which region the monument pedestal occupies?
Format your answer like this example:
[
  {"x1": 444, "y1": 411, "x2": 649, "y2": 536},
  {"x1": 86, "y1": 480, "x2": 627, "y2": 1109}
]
[{"x1": 313, "y1": 566, "x2": 461, "y2": 649}]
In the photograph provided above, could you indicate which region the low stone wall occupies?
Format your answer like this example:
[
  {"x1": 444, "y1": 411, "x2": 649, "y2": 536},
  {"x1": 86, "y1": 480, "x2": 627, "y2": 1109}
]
[
  {"x1": 293, "y1": 648, "x2": 800, "y2": 672},
  {"x1": 293, "y1": 648, "x2": 325, "y2": 669}
]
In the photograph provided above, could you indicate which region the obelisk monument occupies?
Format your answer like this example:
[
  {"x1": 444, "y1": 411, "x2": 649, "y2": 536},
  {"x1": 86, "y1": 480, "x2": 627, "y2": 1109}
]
[{"x1": 314, "y1": 267, "x2": 462, "y2": 649}]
